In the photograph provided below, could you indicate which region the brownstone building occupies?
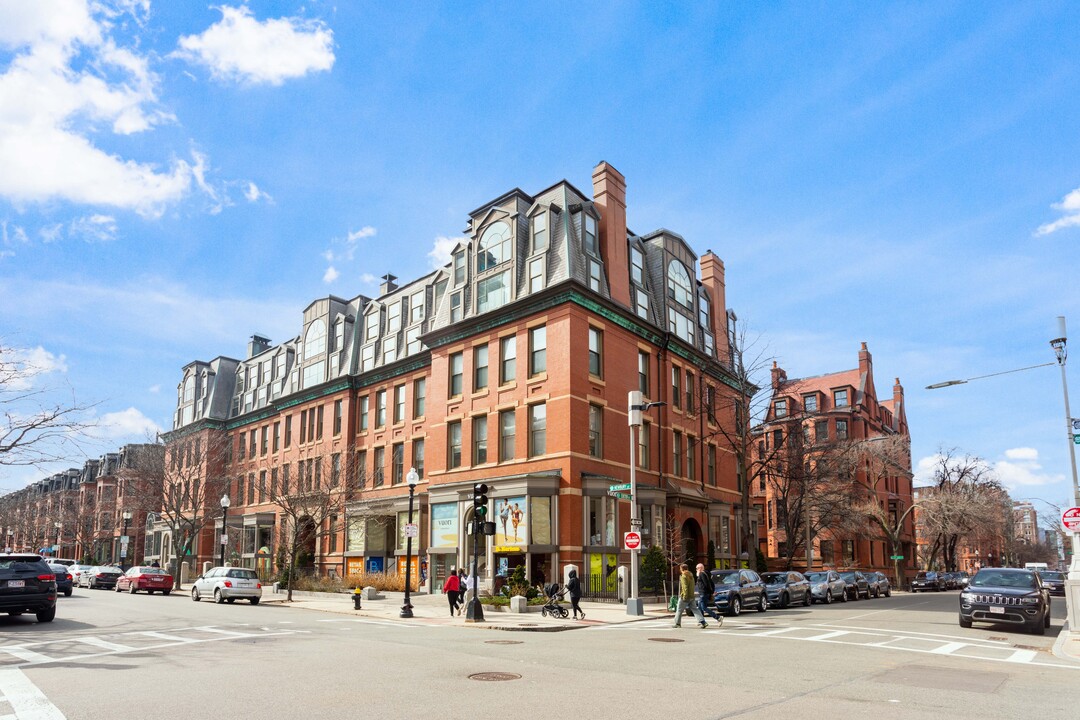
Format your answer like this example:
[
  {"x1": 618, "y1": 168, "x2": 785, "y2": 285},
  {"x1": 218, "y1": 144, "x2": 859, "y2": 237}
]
[
  {"x1": 163, "y1": 162, "x2": 754, "y2": 594},
  {"x1": 756, "y1": 343, "x2": 916, "y2": 582}
]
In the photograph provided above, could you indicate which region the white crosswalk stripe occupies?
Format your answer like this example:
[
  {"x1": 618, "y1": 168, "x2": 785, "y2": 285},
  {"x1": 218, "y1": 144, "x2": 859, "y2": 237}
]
[{"x1": 0, "y1": 669, "x2": 65, "y2": 719}]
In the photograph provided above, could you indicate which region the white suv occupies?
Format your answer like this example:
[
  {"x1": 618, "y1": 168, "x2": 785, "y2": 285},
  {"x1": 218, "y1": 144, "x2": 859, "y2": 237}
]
[{"x1": 191, "y1": 567, "x2": 262, "y2": 605}]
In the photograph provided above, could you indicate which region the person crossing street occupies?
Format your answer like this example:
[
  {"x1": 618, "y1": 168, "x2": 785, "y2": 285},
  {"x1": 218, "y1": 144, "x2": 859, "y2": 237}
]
[{"x1": 696, "y1": 563, "x2": 722, "y2": 626}]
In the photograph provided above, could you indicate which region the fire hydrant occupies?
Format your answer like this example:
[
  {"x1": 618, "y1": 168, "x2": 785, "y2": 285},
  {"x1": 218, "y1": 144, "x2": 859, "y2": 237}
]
[{"x1": 352, "y1": 588, "x2": 362, "y2": 610}]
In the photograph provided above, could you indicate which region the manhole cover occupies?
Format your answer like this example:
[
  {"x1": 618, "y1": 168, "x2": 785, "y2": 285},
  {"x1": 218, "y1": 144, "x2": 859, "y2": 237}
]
[
  {"x1": 518, "y1": 623, "x2": 538, "y2": 627},
  {"x1": 987, "y1": 636, "x2": 1008, "y2": 641},
  {"x1": 469, "y1": 672, "x2": 521, "y2": 682},
  {"x1": 648, "y1": 637, "x2": 685, "y2": 643},
  {"x1": 485, "y1": 640, "x2": 523, "y2": 645}
]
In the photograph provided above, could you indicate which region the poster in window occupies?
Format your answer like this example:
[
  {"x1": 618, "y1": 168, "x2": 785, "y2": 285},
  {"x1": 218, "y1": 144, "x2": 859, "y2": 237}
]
[
  {"x1": 431, "y1": 503, "x2": 459, "y2": 548},
  {"x1": 346, "y1": 517, "x2": 366, "y2": 553},
  {"x1": 494, "y1": 496, "x2": 527, "y2": 548},
  {"x1": 530, "y1": 497, "x2": 551, "y2": 545}
]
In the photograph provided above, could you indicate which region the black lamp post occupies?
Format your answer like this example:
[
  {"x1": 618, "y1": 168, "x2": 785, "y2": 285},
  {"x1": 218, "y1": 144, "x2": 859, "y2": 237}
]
[
  {"x1": 401, "y1": 468, "x2": 420, "y2": 618},
  {"x1": 120, "y1": 511, "x2": 131, "y2": 569},
  {"x1": 219, "y1": 494, "x2": 231, "y2": 567}
]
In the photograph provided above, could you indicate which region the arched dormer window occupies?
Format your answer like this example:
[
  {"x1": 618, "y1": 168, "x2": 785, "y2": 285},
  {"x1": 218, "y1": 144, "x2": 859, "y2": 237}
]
[
  {"x1": 666, "y1": 261, "x2": 693, "y2": 310},
  {"x1": 477, "y1": 221, "x2": 511, "y2": 273},
  {"x1": 304, "y1": 318, "x2": 327, "y2": 359},
  {"x1": 182, "y1": 376, "x2": 195, "y2": 403}
]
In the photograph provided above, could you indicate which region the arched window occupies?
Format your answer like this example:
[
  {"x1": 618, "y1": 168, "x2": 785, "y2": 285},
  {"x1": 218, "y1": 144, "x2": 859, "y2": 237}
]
[
  {"x1": 304, "y1": 319, "x2": 327, "y2": 359},
  {"x1": 666, "y1": 261, "x2": 693, "y2": 309},
  {"x1": 477, "y1": 221, "x2": 511, "y2": 273},
  {"x1": 182, "y1": 376, "x2": 195, "y2": 403}
]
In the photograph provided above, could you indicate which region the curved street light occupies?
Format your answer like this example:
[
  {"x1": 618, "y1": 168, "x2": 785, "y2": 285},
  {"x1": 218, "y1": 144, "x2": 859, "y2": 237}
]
[{"x1": 401, "y1": 468, "x2": 420, "y2": 619}]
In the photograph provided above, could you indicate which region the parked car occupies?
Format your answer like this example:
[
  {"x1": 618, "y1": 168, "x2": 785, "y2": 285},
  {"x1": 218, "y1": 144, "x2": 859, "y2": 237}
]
[
  {"x1": 760, "y1": 571, "x2": 812, "y2": 608},
  {"x1": 959, "y1": 567, "x2": 1050, "y2": 635},
  {"x1": 865, "y1": 571, "x2": 892, "y2": 598},
  {"x1": 709, "y1": 569, "x2": 767, "y2": 616},
  {"x1": 945, "y1": 572, "x2": 966, "y2": 589},
  {"x1": 1037, "y1": 570, "x2": 1066, "y2": 596},
  {"x1": 47, "y1": 563, "x2": 73, "y2": 597},
  {"x1": 0, "y1": 553, "x2": 57, "y2": 622},
  {"x1": 191, "y1": 567, "x2": 262, "y2": 605},
  {"x1": 805, "y1": 570, "x2": 848, "y2": 604},
  {"x1": 911, "y1": 571, "x2": 947, "y2": 592},
  {"x1": 956, "y1": 571, "x2": 971, "y2": 589},
  {"x1": 79, "y1": 565, "x2": 123, "y2": 590},
  {"x1": 67, "y1": 563, "x2": 93, "y2": 586},
  {"x1": 116, "y1": 566, "x2": 174, "y2": 595},
  {"x1": 44, "y1": 558, "x2": 77, "y2": 567},
  {"x1": 840, "y1": 571, "x2": 871, "y2": 600}
]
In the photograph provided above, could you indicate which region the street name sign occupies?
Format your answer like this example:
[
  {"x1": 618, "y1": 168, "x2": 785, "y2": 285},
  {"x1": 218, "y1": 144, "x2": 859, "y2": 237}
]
[
  {"x1": 1063, "y1": 507, "x2": 1080, "y2": 531},
  {"x1": 404, "y1": 523, "x2": 419, "y2": 538},
  {"x1": 890, "y1": 555, "x2": 904, "y2": 560},
  {"x1": 608, "y1": 483, "x2": 631, "y2": 492},
  {"x1": 624, "y1": 531, "x2": 642, "y2": 550},
  {"x1": 607, "y1": 491, "x2": 630, "y2": 500}
]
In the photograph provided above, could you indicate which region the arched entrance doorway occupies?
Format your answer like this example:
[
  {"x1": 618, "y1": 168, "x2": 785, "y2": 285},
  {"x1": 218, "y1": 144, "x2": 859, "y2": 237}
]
[
  {"x1": 296, "y1": 517, "x2": 317, "y2": 572},
  {"x1": 681, "y1": 518, "x2": 704, "y2": 565}
]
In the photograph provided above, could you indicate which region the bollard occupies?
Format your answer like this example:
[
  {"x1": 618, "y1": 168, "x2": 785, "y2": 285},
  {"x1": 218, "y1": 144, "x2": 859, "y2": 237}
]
[{"x1": 352, "y1": 588, "x2": 362, "y2": 610}]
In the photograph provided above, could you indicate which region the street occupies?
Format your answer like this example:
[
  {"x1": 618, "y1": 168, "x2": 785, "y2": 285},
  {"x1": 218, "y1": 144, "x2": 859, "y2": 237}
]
[{"x1": 0, "y1": 588, "x2": 1077, "y2": 719}]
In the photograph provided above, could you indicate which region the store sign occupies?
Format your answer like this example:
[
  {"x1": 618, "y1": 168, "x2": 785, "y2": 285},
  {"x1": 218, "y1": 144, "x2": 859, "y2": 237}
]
[
  {"x1": 494, "y1": 496, "x2": 527, "y2": 548},
  {"x1": 431, "y1": 503, "x2": 459, "y2": 548}
]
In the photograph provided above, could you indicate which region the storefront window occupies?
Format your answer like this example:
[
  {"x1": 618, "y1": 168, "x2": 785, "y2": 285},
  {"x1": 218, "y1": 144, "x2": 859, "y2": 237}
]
[
  {"x1": 531, "y1": 497, "x2": 551, "y2": 545},
  {"x1": 587, "y1": 496, "x2": 616, "y2": 546}
]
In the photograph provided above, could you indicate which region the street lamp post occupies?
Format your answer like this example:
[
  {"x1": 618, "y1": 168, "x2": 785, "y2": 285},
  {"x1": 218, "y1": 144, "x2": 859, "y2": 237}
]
[
  {"x1": 54, "y1": 522, "x2": 61, "y2": 559},
  {"x1": 401, "y1": 468, "x2": 420, "y2": 619},
  {"x1": 120, "y1": 511, "x2": 131, "y2": 570},
  {"x1": 5, "y1": 529, "x2": 12, "y2": 553},
  {"x1": 627, "y1": 391, "x2": 665, "y2": 616},
  {"x1": 1050, "y1": 317, "x2": 1080, "y2": 577},
  {"x1": 219, "y1": 494, "x2": 231, "y2": 568}
]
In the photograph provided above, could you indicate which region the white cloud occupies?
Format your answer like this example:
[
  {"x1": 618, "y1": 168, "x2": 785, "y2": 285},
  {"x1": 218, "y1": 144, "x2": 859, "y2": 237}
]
[
  {"x1": 428, "y1": 235, "x2": 463, "y2": 269},
  {"x1": 175, "y1": 5, "x2": 335, "y2": 86},
  {"x1": 244, "y1": 181, "x2": 271, "y2": 203},
  {"x1": 993, "y1": 448, "x2": 1062, "y2": 491},
  {"x1": 69, "y1": 214, "x2": 117, "y2": 243},
  {"x1": 347, "y1": 226, "x2": 377, "y2": 243},
  {"x1": 1035, "y1": 187, "x2": 1080, "y2": 236},
  {"x1": 1004, "y1": 447, "x2": 1039, "y2": 461},
  {"x1": 360, "y1": 273, "x2": 377, "y2": 286},
  {"x1": 147, "y1": 384, "x2": 160, "y2": 394},
  {"x1": 323, "y1": 266, "x2": 340, "y2": 284},
  {"x1": 89, "y1": 406, "x2": 161, "y2": 440},
  {"x1": 323, "y1": 225, "x2": 376, "y2": 276},
  {"x1": 1, "y1": 345, "x2": 68, "y2": 391},
  {"x1": 0, "y1": 0, "x2": 194, "y2": 215}
]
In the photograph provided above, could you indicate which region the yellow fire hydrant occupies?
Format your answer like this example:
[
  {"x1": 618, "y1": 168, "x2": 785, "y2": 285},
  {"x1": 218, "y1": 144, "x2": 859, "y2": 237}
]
[{"x1": 352, "y1": 587, "x2": 362, "y2": 610}]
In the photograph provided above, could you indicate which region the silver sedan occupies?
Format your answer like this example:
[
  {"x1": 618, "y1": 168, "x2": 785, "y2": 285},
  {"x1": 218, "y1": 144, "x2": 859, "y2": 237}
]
[{"x1": 805, "y1": 570, "x2": 848, "y2": 604}]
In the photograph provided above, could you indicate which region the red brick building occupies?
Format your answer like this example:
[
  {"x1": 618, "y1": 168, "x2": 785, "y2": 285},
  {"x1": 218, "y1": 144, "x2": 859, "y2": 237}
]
[{"x1": 162, "y1": 162, "x2": 754, "y2": 594}]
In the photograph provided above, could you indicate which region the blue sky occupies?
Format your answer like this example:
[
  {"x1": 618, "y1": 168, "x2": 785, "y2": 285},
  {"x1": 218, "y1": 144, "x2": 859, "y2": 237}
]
[{"x1": 2, "y1": 1, "x2": 1079, "y2": 524}]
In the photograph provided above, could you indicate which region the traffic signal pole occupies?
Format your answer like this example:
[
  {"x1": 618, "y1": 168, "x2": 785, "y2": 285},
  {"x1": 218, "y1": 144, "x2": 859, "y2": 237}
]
[{"x1": 465, "y1": 483, "x2": 487, "y2": 623}]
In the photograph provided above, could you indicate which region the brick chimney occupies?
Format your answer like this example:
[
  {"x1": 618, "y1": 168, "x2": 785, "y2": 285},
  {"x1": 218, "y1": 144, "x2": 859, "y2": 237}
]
[
  {"x1": 771, "y1": 361, "x2": 787, "y2": 390},
  {"x1": 592, "y1": 161, "x2": 631, "y2": 307},
  {"x1": 380, "y1": 274, "x2": 398, "y2": 295},
  {"x1": 699, "y1": 250, "x2": 727, "y2": 359}
]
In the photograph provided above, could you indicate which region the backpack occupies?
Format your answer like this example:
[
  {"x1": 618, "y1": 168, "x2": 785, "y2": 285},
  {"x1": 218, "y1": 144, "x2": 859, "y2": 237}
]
[{"x1": 701, "y1": 570, "x2": 715, "y2": 595}]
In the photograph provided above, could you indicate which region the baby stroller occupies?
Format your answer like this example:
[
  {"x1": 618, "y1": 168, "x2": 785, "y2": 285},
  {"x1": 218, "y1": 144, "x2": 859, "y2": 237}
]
[{"x1": 541, "y1": 582, "x2": 569, "y2": 619}]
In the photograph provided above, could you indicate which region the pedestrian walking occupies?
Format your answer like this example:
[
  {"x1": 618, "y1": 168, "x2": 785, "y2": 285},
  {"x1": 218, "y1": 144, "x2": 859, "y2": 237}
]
[
  {"x1": 673, "y1": 563, "x2": 706, "y2": 628},
  {"x1": 442, "y1": 569, "x2": 461, "y2": 616},
  {"x1": 566, "y1": 568, "x2": 585, "y2": 620},
  {"x1": 696, "y1": 563, "x2": 721, "y2": 626}
]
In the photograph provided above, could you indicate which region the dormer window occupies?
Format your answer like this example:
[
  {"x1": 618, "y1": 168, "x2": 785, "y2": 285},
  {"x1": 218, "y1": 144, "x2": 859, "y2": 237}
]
[
  {"x1": 666, "y1": 261, "x2": 693, "y2": 309},
  {"x1": 365, "y1": 311, "x2": 380, "y2": 342},
  {"x1": 699, "y1": 296, "x2": 710, "y2": 328},
  {"x1": 583, "y1": 214, "x2": 598, "y2": 255},
  {"x1": 304, "y1": 319, "x2": 326, "y2": 359},
  {"x1": 386, "y1": 301, "x2": 401, "y2": 334},
  {"x1": 532, "y1": 211, "x2": 548, "y2": 252},
  {"x1": 803, "y1": 394, "x2": 818, "y2": 413},
  {"x1": 775, "y1": 399, "x2": 788, "y2": 417},
  {"x1": 630, "y1": 247, "x2": 644, "y2": 285},
  {"x1": 182, "y1": 376, "x2": 195, "y2": 403},
  {"x1": 409, "y1": 291, "x2": 425, "y2": 324},
  {"x1": 833, "y1": 389, "x2": 849, "y2": 407},
  {"x1": 453, "y1": 250, "x2": 466, "y2": 285},
  {"x1": 477, "y1": 221, "x2": 511, "y2": 273}
]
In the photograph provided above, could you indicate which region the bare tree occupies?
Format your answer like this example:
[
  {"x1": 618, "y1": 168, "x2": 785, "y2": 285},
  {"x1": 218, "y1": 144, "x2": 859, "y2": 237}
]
[
  {"x1": 661, "y1": 511, "x2": 686, "y2": 599},
  {"x1": 255, "y1": 451, "x2": 351, "y2": 601},
  {"x1": 915, "y1": 449, "x2": 1005, "y2": 571},
  {"x1": 0, "y1": 342, "x2": 93, "y2": 468}
]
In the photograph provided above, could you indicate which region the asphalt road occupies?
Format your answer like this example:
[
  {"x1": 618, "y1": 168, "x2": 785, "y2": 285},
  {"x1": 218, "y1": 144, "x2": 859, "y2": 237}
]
[{"x1": 0, "y1": 586, "x2": 1077, "y2": 719}]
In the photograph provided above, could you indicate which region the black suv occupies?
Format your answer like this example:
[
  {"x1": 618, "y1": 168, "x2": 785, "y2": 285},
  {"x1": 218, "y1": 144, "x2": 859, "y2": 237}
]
[
  {"x1": 710, "y1": 569, "x2": 768, "y2": 616},
  {"x1": 0, "y1": 553, "x2": 58, "y2": 623},
  {"x1": 959, "y1": 567, "x2": 1050, "y2": 635}
]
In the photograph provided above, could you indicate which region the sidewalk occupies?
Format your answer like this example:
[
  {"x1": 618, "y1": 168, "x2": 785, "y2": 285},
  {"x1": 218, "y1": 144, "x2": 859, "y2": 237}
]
[{"x1": 259, "y1": 588, "x2": 673, "y2": 631}]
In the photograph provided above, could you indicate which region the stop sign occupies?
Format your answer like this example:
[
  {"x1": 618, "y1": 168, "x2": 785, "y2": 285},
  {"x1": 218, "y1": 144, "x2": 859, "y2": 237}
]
[
  {"x1": 1063, "y1": 507, "x2": 1080, "y2": 531},
  {"x1": 624, "y1": 531, "x2": 642, "y2": 550}
]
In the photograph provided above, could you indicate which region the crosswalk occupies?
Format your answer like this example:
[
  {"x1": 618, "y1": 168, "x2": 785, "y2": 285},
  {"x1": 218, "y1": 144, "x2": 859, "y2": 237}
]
[
  {"x1": 592, "y1": 618, "x2": 1077, "y2": 669},
  {"x1": 0, "y1": 623, "x2": 304, "y2": 669}
]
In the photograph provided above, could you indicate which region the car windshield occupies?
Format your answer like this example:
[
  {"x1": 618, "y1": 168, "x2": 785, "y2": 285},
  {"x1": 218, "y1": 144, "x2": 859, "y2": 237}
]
[
  {"x1": 712, "y1": 572, "x2": 740, "y2": 586},
  {"x1": 226, "y1": 569, "x2": 258, "y2": 579},
  {"x1": 805, "y1": 572, "x2": 829, "y2": 582},
  {"x1": 99, "y1": 566, "x2": 121, "y2": 573},
  {"x1": 1040, "y1": 571, "x2": 1064, "y2": 581},
  {"x1": 48, "y1": 565, "x2": 67, "y2": 573},
  {"x1": 839, "y1": 572, "x2": 857, "y2": 581},
  {"x1": 970, "y1": 571, "x2": 1036, "y2": 589},
  {"x1": 0, "y1": 558, "x2": 44, "y2": 571},
  {"x1": 139, "y1": 568, "x2": 167, "y2": 575},
  {"x1": 760, "y1": 573, "x2": 787, "y2": 584}
]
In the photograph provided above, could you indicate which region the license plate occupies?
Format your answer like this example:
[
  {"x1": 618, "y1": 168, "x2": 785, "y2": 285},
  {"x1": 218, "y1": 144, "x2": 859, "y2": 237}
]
[
  {"x1": 151, "y1": 578, "x2": 164, "y2": 582},
  {"x1": 6, "y1": 580, "x2": 24, "y2": 588},
  {"x1": 236, "y1": 581, "x2": 252, "y2": 588},
  {"x1": 990, "y1": 606, "x2": 1005, "y2": 614}
]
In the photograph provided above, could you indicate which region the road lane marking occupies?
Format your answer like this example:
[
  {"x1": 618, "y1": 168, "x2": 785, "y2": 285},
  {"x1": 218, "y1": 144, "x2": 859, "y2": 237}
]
[
  {"x1": 752, "y1": 627, "x2": 800, "y2": 637},
  {"x1": 802, "y1": 630, "x2": 848, "y2": 641},
  {"x1": 74, "y1": 638, "x2": 132, "y2": 653},
  {"x1": 1006, "y1": 649, "x2": 1038, "y2": 663},
  {"x1": 842, "y1": 609, "x2": 893, "y2": 620},
  {"x1": 192, "y1": 627, "x2": 250, "y2": 637},
  {"x1": 0, "y1": 649, "x2": 52, "y2": 665},
  {"x1": 930, "y1": 642, "x2": 968, "y2": 655},
  {"x1": 0, "y1": 668, "x2": 65, "y2": 719},
  {"x1": 133, "y1": 632, "x2": 192, "y2": 643}
]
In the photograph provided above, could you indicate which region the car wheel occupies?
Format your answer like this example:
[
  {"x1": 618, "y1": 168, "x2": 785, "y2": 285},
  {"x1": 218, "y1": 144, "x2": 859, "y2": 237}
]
[
  {"x1": 214, "y1": 589, "x2": 224, "y2": 604},
  {"x1": 191, "y1": 587, "x2": 200, "y2": 602},
  {"x1": 147, "y1": 590, "x2": 154, "y2": 595},
  {"x1": 885, "y1": 587, "x2": 891, "y2": 598},
  {"x1": 129, "y1": 584, "x2": 137, "y2": 594},
  {"x1": 226, "y1": 598, "x2": 236, "y2": 604},
  {"x1": 824, "y1": 590, "x2": 832, "y2": 604},
  {"x1": 1045, "y1": 610, "x2": 1051, "y2": 629},
  {"x1": 872, "y1": 587, "x2": 879, "y2": 598},
  {"x1": 64, "y1": 589, "x2": 72, "y2": 597},
  {"x1": 115, "y1": 584, "x2": 121, "y2": 593},
  {"x1": 250, "y1": 597, "x2": 260, "y2": 605},
  {"x1": 804, "y1": 590, "x2": 812, "y2": 607},
  {"x1": 730, "y1": 597, "x2": 741, "y2": 616},
  {"x1": 779, "y1": 592, "x2": 789, "y2": 609},
  {"x1": 1032, "y1": 618, "x2": 1046, "y2": 636},
  {"x1": 757, "y1": 594, "x2": 768, "y2": 612},
  {"x1": 841, "y1": 588, "x2": 848, "y2": 602},
  {"x1": 162, "y1": 590, "x2": 170, "y2": 596},
  {"x1": 959, "y1": 614, "x2": 972, "y2": 628},
  {"x1": 35, "y1": 607, "x2": 56, "y2": 623}
]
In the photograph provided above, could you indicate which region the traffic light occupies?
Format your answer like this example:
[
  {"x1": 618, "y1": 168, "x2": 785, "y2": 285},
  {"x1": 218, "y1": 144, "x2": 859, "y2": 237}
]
[{"x1": 473, "y1": 483, "x2": 488, "y2": 519}]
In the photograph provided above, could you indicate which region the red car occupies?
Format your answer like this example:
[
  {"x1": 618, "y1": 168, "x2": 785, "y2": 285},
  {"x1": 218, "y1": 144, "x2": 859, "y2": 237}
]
[{"x1": 115, "y1": 566, "x2": 173, "y2": 595}]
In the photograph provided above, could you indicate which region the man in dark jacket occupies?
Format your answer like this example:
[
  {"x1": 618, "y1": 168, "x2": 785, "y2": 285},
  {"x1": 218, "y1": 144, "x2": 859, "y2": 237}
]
[
  {"x1": 696, "y1": 563, "x2": 722, "y2": 626},
  {"x1": 566, "y1": 568, "x2": 584, "y2": 620}
]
